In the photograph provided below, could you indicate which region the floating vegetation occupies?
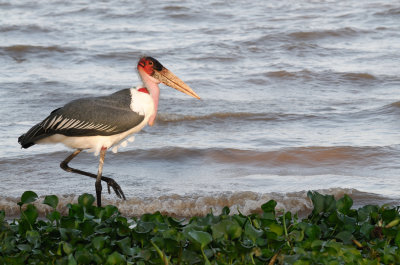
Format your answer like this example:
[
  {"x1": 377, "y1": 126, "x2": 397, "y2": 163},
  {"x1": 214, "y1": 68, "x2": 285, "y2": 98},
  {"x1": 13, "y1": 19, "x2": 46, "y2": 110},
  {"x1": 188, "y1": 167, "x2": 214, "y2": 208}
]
[{"x1": 0, "y1": 191, "x2": 399, "y2": 264}]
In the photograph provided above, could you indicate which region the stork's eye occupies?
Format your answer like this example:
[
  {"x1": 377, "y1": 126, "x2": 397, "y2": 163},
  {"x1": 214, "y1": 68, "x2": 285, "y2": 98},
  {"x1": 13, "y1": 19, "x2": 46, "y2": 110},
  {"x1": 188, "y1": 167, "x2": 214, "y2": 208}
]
[{"x1": 148, "y1": 61, "x2": 153, "y2": 66}]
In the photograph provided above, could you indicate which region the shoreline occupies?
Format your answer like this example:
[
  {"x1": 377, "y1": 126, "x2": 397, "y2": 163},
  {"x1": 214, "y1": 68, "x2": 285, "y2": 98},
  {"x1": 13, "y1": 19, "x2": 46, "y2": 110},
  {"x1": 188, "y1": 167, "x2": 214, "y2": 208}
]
[{"x1": 2, "y1": 188, "x2": 398, "y2": 220}]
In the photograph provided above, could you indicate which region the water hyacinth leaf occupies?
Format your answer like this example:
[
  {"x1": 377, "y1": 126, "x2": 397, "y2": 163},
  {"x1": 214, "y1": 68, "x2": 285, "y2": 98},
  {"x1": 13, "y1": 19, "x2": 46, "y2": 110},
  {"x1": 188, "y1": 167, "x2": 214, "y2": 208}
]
[
  {"x1": 75, "y1": 249, "x2": 92, "y2": 264},
  {"x1": 335, "y1": 230, "x2": 353, "y2": 244},
  {"x1": 135, "y1": 221, "x2": 154, "y2": 233},
  {"x1": 262, "y1": 211, "x2": 276, "y2": 220},
  {"x1": 337, "y1": 194, "x2": 353, "y2": 215},
  {"x1": 43, "y1": 195, "x2": 59, "y2": 209},
  {"x1": 305, "y1": 225, "x2": 321, "y2": 240},
  {"x1": 244, "y1": 221, "x2": 263, "y2": 242},
  {"x1": 0, "y1": 210, "x2": 5, "y2": 223},
  {"x1": 294, "y1": 259, "x2": 315, "y2": 265},
  {"x1": 211, "y1": 221, "x2": 226, "y2": 239},
  {"x1": 92, "y1": 236, "x2": 107, "y2": 251},
  {"x1": 290, "y1": 230, "x2": 304, "y2": 242},
  {"x1": 17, "y1": 244, "x2": 32, "y2": 252},
  {"x1": 78, "y1": 193, "x2": 95, "y2": 207},
  {"x1": 308, "y1": 191, "x2": 337, "y2": 216},
  {"x1": 382, "y1": 208, "x2": 397, "y2": 223},
  {"x1": 360, "y1": 223, "x2": 374, "y2": 240},
  {"x1": 269, "y1": 223, "x2": 283, "y2": 236},
  {"x1": 63, "y1": 242, "x2": 73, "y2": 255},
  {"x1": 324, "y1": 240, "x2": 341, "y2": 255},
  {"x1": 116, "y1": 237, "x2": 132, "y2": 254},
  {"x1": 59, "y1": 228, "x2": 68, "y2": 240},
  {"x1": 357, "y1": 205, "x2": 378, "y2": 222},
  {"x1": 19, "y1": 191, "x2": 38, "y2": 206},
  {"x1": 161, "y1": 228, "x2": 178, "y2": 241},
  {"x1": 226, "y1": 221, "x2": 243, "y2": 239},
  {"x1": 106, "y1": 251, "x2": 126, "y2": 265},
  {"x1": 68, "y1": 203, "x2": 84, "y2": 219},
  {"x1": 141, "y1": 212, "x2": 163, "y2": 223},
  {"x1": 221, "y1": 206, "x2": 230, "y2": 215},
  {"x1": 117, "y1": 223, "x2": 130, "y2": 236},
  {"x1": 340, "y1": 215, "x2": 357, "y2": 233},
  {"x1": 47, "y1": 210, "x2": 61, "y2": 223},
  {"x1": 80, "y1": 221, "x2": 95, "y2": 237},
  {"x1": 206, "y1": 218, "x2": 240, "y2": 240},
  {"x1": 26, "y1": 230, "x2": 40, "y2": 248},
  {"x1": 95, "y1": 227, "x2": 112, "y2": 234},
  {"x1": 382, "y1": 247, "x2": 397, "y2": 265},
  {"x1": 182, "y1": 249, "x2": 202, "y2": 264},
  {"x1": 395, "y1": 230, "x2": 400, "y2": 247},
  {"x1": 60, "y1": 217, "x2": 75, "y2": 229},
  {"x1": 83, "y1": 210, "x2": 95, "y2": 221},
  {"x1": 102, "y1": 205, "x2": 118, "y2": 219},
  {"x1": 261, "y1": 200, "x2": 277, "y2": 213},
  {"x1": 189, "y1": 231, "x2": 213, "y2": 248},
  {"x1": 68, "y1": 254, "x2": 77, "y2": 265},
  {"x1": 324, "y1": 195, "x2": 337, "y2": 213},
  {"x1": 233, "y1": 214, "x2": 247, "y2": 226},
  {"x1": 307, "y1": 191, "x2": 322, "y2": 212},
  {"x1": 256, "y1": 237, "x2": 268, "y2": 247},
  {"x1": 167, "y1": 215, "x2": 183, "y2": 224},
  {"x1": 311, "y1": 239, "x2": 323, "y2": 250},
  {"x1": 23, "y1": 204, "x2": 38, "y2": 225},
  {"x1": 241, "y1": 238, "x2": 255, "y2": 248}
]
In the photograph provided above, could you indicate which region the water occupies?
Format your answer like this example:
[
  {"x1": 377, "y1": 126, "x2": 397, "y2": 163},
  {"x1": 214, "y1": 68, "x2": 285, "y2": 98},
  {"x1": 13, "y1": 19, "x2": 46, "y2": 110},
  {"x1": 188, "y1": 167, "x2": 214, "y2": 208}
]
[{"x1": 1, "y1": 0, "x2": 399, "y2": 217}]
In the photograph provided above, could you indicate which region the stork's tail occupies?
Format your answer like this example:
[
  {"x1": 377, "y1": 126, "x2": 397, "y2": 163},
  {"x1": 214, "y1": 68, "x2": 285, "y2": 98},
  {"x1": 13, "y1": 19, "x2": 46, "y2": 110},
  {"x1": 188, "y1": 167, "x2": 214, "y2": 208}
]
[
  {"x1": 19, "y1": 132, "x2": 35, "y2": 149},
  {"x1": 18, "y1": 123, "x2": 46, "y2": 149}
]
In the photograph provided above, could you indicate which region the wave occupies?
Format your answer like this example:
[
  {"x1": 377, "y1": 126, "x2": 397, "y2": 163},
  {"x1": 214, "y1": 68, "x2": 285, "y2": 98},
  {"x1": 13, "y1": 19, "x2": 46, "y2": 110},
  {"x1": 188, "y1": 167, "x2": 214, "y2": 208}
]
[
  {"x1": 3, "y1": 145, "x2": 396, "y2": 168},
  {"x1": 1, "y1": 188, "x2": 394, "y2": 218},
  {"x1": 35, "y1": 145, "x2": 400, "y2": 167},
  {"x1": 374, "y1": 100, "x2": 400, "y2": 115},
  {"x1": 156, "y1": 112, "x2": 317, "y2": 124},
  {"x1": 265, "y1": 70, "x2": 309, "y2": 79},
  {"x1": 0, "y1": 24, "x2": 54, "y2": 33},
  {"x1": 110, "y1": 145, "x2": 399, "y2": 171},
  {"x1": 93, "y1": 50, "x2": 142, "y2": 61},
  {"x1": 353, "y1": 100, "x2": 400, "y2": 119},
  {"x1": 172, "y1": 146, "x2": 395, "y2": 167},
  {"x1": 157, "y1": 99, "x2": 400, "y2": 126},
  {"x1": 390, "y1": 101, "x2": 400, "y2": 109},
  {"x1": 265, "y1": 69, "x2": 377, "y2": 82},
  {"x1": 340, "y1": 72, "x2": 376, "y2": 80},
  {"x1": 288, "y1": 27, "x2": 367, "y2": 40},
  {"x1": 374, "y1": 7, "x2": 400, "y2": 16},
  {"x1": 1, "y1": 45, "x2": 71, "y2": 55}
]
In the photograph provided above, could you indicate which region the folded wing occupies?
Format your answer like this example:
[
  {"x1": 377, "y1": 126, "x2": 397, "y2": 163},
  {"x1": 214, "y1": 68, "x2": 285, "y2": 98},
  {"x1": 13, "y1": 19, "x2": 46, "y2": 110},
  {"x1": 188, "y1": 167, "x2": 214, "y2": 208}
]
[{"x1": 19, "y1": 89, "x2": 145, "y2": 148}]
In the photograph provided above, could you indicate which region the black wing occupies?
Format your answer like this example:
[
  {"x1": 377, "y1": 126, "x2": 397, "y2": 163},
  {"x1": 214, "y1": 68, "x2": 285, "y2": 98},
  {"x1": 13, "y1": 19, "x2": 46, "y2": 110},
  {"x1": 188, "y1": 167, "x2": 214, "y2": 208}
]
[{"x1": 19, "y1": 89, "x2": 145, "y2": 148}]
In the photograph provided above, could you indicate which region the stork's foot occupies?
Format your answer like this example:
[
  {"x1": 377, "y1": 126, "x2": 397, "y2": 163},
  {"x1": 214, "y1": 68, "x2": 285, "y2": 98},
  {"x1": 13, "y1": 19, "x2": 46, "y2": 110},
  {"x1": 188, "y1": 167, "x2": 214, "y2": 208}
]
[{"x1": 101, "y1": 176, "x2": 126, "y2": 200}]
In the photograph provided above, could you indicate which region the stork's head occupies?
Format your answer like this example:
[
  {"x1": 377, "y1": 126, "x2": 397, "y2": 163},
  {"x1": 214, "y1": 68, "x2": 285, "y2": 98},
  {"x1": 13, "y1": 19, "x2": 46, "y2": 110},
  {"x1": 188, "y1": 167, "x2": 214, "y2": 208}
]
[
  {"x1": 137, "y1": 56, "x2": 200, "y2": 99},
  {"x1": 137, "y1": 56, "x2": 200, "y2": 126}
]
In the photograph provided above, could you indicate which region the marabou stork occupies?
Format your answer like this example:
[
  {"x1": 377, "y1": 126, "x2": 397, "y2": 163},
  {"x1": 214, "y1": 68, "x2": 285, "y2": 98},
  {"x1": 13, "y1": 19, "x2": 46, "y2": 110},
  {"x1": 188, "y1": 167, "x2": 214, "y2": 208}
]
[{"x1": 18, "y1": 57, "x2": 200, "y2": 207}]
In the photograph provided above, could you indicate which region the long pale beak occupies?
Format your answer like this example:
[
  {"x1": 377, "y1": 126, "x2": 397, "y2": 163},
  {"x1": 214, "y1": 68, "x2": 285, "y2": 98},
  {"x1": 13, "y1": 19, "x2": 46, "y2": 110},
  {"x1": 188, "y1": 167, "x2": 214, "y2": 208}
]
[{"x1": 152, "y1": 68, "x2": 200, "y2": 99}]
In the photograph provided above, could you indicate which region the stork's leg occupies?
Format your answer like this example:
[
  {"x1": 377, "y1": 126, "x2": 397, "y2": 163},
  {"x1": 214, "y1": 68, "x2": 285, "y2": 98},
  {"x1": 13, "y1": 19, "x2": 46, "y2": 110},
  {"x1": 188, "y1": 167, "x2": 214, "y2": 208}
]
[
  {"x1": 95, "y1": 148, "x2": 107, "y2": 207},
  {"x1": 60, "y1": 149, "x2": 126, "y2": 201}
]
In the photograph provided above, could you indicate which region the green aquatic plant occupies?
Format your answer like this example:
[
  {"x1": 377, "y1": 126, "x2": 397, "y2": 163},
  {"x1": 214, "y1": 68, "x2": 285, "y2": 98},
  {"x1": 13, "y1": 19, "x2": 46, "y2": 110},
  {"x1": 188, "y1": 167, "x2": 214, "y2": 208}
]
[{"x1": 0, "y1": 191, "x2": 399, "y2": 264}]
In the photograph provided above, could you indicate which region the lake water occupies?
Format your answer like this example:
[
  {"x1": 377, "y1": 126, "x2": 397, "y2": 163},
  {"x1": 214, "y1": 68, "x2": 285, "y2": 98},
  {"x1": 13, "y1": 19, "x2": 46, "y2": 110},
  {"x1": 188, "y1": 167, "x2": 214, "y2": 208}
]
[{"x1": 1, "y1": 0, "x2": 399, "y2": 217}]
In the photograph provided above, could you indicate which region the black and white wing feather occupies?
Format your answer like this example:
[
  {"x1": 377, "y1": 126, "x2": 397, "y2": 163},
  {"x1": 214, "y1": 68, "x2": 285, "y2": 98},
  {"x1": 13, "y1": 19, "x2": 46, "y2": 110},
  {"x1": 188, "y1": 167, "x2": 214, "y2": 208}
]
[{"x1": 19, "y1": 89, "x2": 144, "y2": 148}]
